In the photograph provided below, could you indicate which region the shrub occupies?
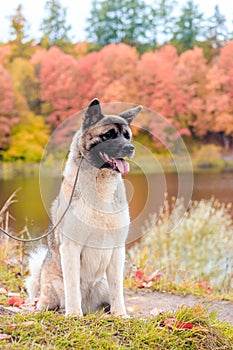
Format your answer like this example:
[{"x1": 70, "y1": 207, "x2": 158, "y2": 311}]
[
  {"x1": 2, "y1": 112, "x2": 50, "y2": 162},
  {"x1": 128, "y1": 197, "x2": 233, "y2": 293},
  {"x1": 194, "y1": 144, "x2": 224, "y2": 169}
]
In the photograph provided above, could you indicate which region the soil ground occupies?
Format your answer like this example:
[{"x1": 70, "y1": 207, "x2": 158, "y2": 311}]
[
  {"x1": 124, "y1": 290, "x2": 233, "y2": 324},
  {"x1": 1, "y1": 290, "x2": 233, "y2": 325}
]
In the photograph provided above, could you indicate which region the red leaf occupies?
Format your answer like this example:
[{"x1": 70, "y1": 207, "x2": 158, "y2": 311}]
[
  {"x1": 175, "y1": 321, "x2": 194, "y2": 329},
  {"x1": 0, "y1": 333, "x2": 10, "y2": 340},
  {"x1": 199, "y1": 280, "x2": 212, "y2": 292},
  {"x1": 8, "y1": 296, "x2": 25, "y2": 307},
  {"x1": 134, "y1": 269, "x2": 144, "y2": 281},
  {"x1": 163, "y1": 318, "x2": 194, "y2": 330},
  {"x1": 7, "y1": 324, "x2": 17, "y2": 331}
]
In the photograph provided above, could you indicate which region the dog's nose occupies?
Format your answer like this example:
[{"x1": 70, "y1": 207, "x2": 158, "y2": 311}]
[{"x1": 122, "y1": 144, "x2": 134, "y2": 155}]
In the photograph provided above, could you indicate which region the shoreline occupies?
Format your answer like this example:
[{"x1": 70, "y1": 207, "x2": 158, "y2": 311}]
[{"x1": 1, "y1": 159, "x2": 233, "y2": 180}]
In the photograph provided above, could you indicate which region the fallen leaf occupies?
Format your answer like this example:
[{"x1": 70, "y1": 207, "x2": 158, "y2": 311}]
[
  {"x1": 146, "y1": 271, "x2": 162, "y2": 283},
  {"x1": 127, "y1": 305, "x2": 139, "y2": 313},
  {"x1": 134, "y1": 269, "x2": 144, "y2": 281},
  {"x1": 8, "y1": 321, "x2": 34, "y2": 330},
  {"x1": 142, "y1": 281, "x2": 153, "y2": 288},
  {"x1": 8, "y1": 296, "x2": 25, "y2": 307},
  {"x1": 0, "y1": 287, "x2": 8, "y2": 295},
  {"x1": 0, "y1": 333, "x2": 10, "y2": 340},
  {"x1": 163, "y1": 317, "x2": 176, "y2": 327},
  {"x1": 134, "y1": 281, "x2": 144, "y2": 288},
  {"x1": 7, "y1": 324, "x2": 17, "y2": 331},
  {"x1": 199, "y1": 280, "x2": 212, "y2": 292},
  {"x1": 150, "y1": 307, "x2": 163, "y2": 317},
  {"x1": 174, "y1": 321, "x2": 194, "y2": 330},
  {"x1": 192, "y1": 305, "x2": 205, "y2": 315},
  {"x1": 162, "y1": 318, "x2": 194, "y2": 330}
]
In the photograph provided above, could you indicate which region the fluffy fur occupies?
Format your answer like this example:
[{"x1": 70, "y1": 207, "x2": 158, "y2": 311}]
[{"x1": 25, "y1": 99, "x2": 142, "y2": 316}]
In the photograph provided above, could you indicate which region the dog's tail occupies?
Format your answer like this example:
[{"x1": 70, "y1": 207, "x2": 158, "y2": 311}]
[{"x1": 25, "y1": 247, "x2": 47, "y2": 303}]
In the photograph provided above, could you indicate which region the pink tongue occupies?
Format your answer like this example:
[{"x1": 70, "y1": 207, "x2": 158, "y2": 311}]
[{"x1": 115, "y1": 159, "x2": 130, "y2": 174}]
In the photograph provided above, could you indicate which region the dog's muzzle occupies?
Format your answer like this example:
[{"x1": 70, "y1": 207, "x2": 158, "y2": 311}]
[{"x1": 121, "y1": 144, "x2": 135, "y2": 159}]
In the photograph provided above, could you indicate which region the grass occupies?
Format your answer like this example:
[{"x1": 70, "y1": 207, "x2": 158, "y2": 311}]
[
  {"x1": 0, "y1": 190, "x2": 29, "y2": 267},
  {"x1": 125, "y1": 275, "x2": 233, "y2": 302},
  {"x1": 1, "y1": 195, "x2": 233, "y2": 349},
  {"x1": 1, "y1": 259, "x2": 232, "y2": 349},
  {"x1": 0, "y1": 305, "x2": 233, "y2": 349}
]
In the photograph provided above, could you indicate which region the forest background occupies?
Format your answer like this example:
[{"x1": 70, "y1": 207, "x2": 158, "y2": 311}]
[{"x1": 0, "y1": 0, "x2": 233, "y2": 165}]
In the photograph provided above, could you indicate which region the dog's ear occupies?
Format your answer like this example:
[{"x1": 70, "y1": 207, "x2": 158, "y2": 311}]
[
  {"x1": 82, "y1": 98, "x2": 103, "y2": 130},
  {"x1": 119, "y1": 105, "x2": 143, "y2": 124}
]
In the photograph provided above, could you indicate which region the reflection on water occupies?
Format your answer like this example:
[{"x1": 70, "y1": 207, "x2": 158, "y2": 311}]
[{"x1": 0, "y1": 172, "x2": 232, "y2": 243}]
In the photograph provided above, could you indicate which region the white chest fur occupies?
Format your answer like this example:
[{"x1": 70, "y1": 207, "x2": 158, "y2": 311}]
[{"x1": 58, "y1": 161, "x2": 130, "y2": 249}]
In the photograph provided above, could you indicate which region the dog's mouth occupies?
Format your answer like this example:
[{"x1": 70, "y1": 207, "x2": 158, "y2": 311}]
[{"x1": 99, "y1": 152, "x2": 130, "y2": 174}]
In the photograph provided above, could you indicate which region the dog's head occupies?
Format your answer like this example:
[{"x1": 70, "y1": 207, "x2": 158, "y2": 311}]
[{"x1": 78, "y1": 99, "x2": 142, "y2": 174}]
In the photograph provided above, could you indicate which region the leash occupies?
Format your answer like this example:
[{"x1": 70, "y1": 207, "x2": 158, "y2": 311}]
[{"x1": 0, "y1": 157, "x2": 83, "y2": 243}]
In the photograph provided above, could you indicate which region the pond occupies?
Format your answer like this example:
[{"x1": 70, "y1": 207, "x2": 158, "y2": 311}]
[{"x1": 0, "y1": 171, "x2": 232, "y2": 245}]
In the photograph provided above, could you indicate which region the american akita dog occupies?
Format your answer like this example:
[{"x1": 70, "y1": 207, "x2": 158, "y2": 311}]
[{"x1": 25, "y1": 98, "x2": 142, "y2": 316}]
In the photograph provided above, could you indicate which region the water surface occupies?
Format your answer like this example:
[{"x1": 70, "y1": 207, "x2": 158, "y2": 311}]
[{"x1": 0, "y1": 172, "x2": 232, "y2": 244}]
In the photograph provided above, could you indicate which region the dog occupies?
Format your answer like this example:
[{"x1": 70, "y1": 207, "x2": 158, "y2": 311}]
[{"x1": 25, "y1": 98, "x2": 142, "y2": 316}]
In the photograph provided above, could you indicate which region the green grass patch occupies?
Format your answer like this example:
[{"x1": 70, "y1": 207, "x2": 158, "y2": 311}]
[
  {"x1": 0, "y1": 261, "x2": 25, "y2": 292},
  {"x1": 0, "y1": 307, "x2": 233, "y2": 349}
]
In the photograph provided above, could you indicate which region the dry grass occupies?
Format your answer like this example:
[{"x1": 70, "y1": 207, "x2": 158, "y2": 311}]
[
  {"x1": 0, "y1": 190, "x2": 30, "y2": 266},
  {"x1": 128, "y1": 197, "x2": 233, "y2": 295}
]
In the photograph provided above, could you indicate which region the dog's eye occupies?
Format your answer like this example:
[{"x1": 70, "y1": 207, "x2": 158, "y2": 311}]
[
  {"x1": 101, "y1": 129, "x2": 117, "y2": 141},
  {"x1": 123, "y1": 131, "x2": 130, "y2": 140}
]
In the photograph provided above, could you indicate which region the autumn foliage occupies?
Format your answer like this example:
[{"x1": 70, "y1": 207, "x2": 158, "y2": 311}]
[
  {"x1": 34, "y1": 47, "x2": 79, "y2": 127},
  {"x1": 33, "y1": 41, "x2": 233, "y2": 140},
  {"x1": 0, "y1": 64, "x2": 16, "y2": 149},
  {"x1": 1, "y1": 40, "x2": 233, "y2": 158}
]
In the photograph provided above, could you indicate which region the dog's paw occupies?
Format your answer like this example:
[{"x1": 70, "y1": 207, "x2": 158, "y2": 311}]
[
  {"x1": 36, "y1": 302, "x2": 59, "y2": 312},
  {"x1": 65, "y1": 309, "x2": 83, "y2": 317},
  {"x1": 113, "y1": 314, "x2": 130, "y2": 319},
  {"x1": 118, "y1": 313, "x2": 130, "y2": 319},
  {"x1": 111, "y1": 311, "x2": 130, "y2": 318},
  {"x1": 36, "y1": 300, "x2": 50, "y2": 311}
]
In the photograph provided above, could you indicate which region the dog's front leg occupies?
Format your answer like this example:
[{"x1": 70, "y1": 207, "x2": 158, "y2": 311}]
[
  {"x1": 106, "y1": 247, "x2": 128, "y2": 317},
  {"x1": 60, "y1": 239, "x2": 83, "y2": 316}
]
